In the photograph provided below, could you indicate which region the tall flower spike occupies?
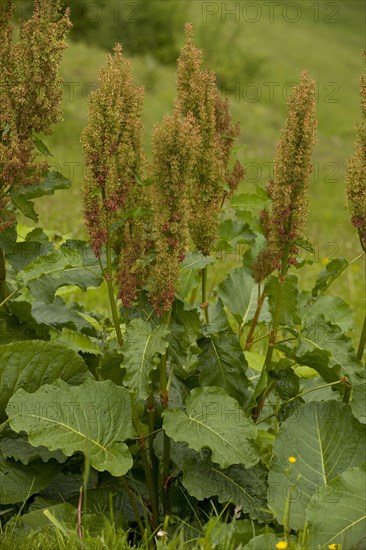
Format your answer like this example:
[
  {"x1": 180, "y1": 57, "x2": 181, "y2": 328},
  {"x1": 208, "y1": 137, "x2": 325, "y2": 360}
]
[
  {"x1": 176, "y1": 23, "x2": 243, "y2": 256},
  {"x1": 0, "y1": 0, "x2": 71, "y2": 231},
  {"x1": 148, "y1": 110, "x2": 200, "y2": 315},
  {"x1": 11, "y1": 0, "x2": 71, "y2": 138},
  {"x1": 81, "y1": 44, "x2": 144, "y2": 257},
  {"x1": 346, "y1": 51, "x2": 366, "y2": 250},
  {"x1": 253, "y1": 71, "x2": 317, "y2": 282}
]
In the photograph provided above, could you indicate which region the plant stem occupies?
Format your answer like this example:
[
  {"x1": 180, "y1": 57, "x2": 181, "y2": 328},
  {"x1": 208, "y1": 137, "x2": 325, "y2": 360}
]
[
  {"x1": 0, "y1": 248, "x2": 10, "y2": 312},
  {"x1": 252, "y1": 247, "x2": 289, "y2": 421},
  {"x1": 357, "y1": 253, "x2": 366, "y2": 361},
  {"x1": 101, "y1": 202, "x2": 158, "y2": 528},
  {"x1": 244, "y1": 285, "x2": 266, "y2": 350},
  {"x1": 201, "y1": 266, "x2": 209, "y2": 324},
  {"x1": 357, "y1": 312, "x2": 366, "y2": 361},
  {"x1": 160, "y1": 309, "x2": 172, "y2": 515},
  {"x1": 131, "y1": 396, "x2": 159, "y2": 529},
  {"x1": 105, "y1": 231, "x2": 123, "y2": 347},
  {"x1": 264, "y1": 247, "x2": 289, "y2": 370},
  {"x1": 147, "y1": 392, "x2": 159, "y2": 511}
]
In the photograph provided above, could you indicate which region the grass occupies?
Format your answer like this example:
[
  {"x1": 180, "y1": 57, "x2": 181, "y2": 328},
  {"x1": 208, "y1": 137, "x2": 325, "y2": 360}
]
[{"x1": 30, "y1": 0, "x2": 365, "y2": 325}]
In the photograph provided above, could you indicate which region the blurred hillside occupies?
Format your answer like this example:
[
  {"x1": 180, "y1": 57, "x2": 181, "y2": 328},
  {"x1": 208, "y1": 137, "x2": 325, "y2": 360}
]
[{"x1": 12, "y1": 0, "x2": 366, "y2": 312}]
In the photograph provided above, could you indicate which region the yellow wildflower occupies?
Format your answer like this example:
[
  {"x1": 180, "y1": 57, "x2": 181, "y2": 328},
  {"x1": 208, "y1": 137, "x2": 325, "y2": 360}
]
[
  {"x1": 275, "y1": 541, "x2": 288, "y2": 549},
  {"x1": 288, "y1": 456, "x2": 297, "y2": 464}
]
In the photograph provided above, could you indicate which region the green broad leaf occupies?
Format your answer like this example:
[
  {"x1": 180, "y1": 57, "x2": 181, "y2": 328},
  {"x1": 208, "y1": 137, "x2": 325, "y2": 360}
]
[
  {"x1": 179, "y1": 254, "x2": 207, "y2": 300},
  {"x1": 182, "y1": 458, "x2": 269, "y2": 521},
  {"x1": 17, "y1": 246, "x2": 103, "y2": 303},
  {"x1": 273, "y1": 366, "x2": 300, "y2": 400},
  {"x1": 298, "y1": 314, "x2": 361, "y2": 377},
  {"x1": 12, "y1": 502, "x2": 77, "y2": 534},
  {"x1": 265, "y1": 273, "x2": 300, "y2": 327},
  {"x1": 33, "y1": 137, "x2": 53, "y2": 156},
  {"x1": 162, "y1": 387, "x2": 259, "y2": 469},
  {"x1": 217, "y1": 219, "x2": 254, "y2": 248},
  {"x1": 306, "y1": 466, "x2": 366, "y2": 549},
  {"x1": 244, "y1": 533, "x2": 280, "y2": 550},
  {"x1": 11, "y1": 194, "x2": 38, "y2": 222},
  {"x1": 0, "y1": 423, "x2": 67, "y2": 465},
  {"x1": 50, "y1": 328, "x2": 102, "y2": 355},
  {"x1": 0, "y1": 340, "x2": 89, "y2": 421},
  {"x1": 0, "y1": 455, "x2": 60, "y2": 504},
  {"x1": 293, "y1": 236, "x2": 315, "y2": 253},
  {"x1": 6, "y1": 231, "x2": 55, "y2": 272},
  {"x1": 180, "y1": 251, "x2": 215, "y2": 271},
  {"x1": 121, "y1": 319, "x2": 169, "y2": 400},
  {"x1": 14, "y1": 171, "x2": 71, "y2": 200},
  {"x1": 0, "y1": 225, "x2": 17, "y2": 254},
  {"x1": 168, "y1": 301, "x2": 202, "y2": 376},
  {"x1": 312, "y1": 258, "x2": 348, "y2": 297},
  {"x1": 230, "y1": 192, "x2": 270, "y2": 211},
  {"x1": 245, "y1": 351, "x2": 265, "y2": 373},
  {"x1": 7, "y1": 379, "x2": 136, "y2": 476},
  {"x1": 351, "y1": 370, "x2": 366, "y2": 424},
  {"x1": 267, "y1": 401, "x2": 366, "y2": 530},
  {"x1": 300, "y1": 292, "x2": 353, "y2": 333},
  {"x1": 203, "y1": 300, "x2": 230, "y2": 336},
  {"x1": 198, "y1": 331, "x2": 249, "y2": 405},
  {"x1": 31, "y1": 297, "x2": 96, "y2": 333},
  {"x1": 0, "y1": 308, "x2": 40, "y2": 344},
  {"x1": 217, "y1": 267, "x2": 255, "y2": 325}
]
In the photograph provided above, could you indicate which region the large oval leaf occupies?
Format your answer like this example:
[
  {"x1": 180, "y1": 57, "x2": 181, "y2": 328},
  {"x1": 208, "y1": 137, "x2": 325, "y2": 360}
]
[
  {"x1": 0, "y1": 455, "x2": 60, "y2": 504},
  {"x1": 198, "y1": 331, "x2": 249, "y2": 405},
  {"x1": 182, "y1": 457, "x2": 269, "y2": 521},
  {"x1": 121, "y1": 318, "x2": 169, "y2": 400},
  {"x1": 307, "y1": 466, "x2": 366, "y2": 549},
  {"x1": 217, "y1": 267, "x2": 255, "y2": 325},
  {"x1": 267, "y1": 401, "x2": 366, "y2": 530},
  {"x1": 0, "y1": 340, "x2": 89, "y2": 421},
  {"x1": 7, "y1": 379, "x2": 136, "y2": 476},
  {"x1": 162, "y1": 387, "x2": 259, "y2": 469}
]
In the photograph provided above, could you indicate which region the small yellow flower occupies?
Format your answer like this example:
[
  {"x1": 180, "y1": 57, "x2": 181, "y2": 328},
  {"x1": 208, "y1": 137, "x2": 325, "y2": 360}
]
[
  {"x1": 288, "y1": 456, "x2": 297, "y2": 464},
  {"x1": 328, "y1": 544, "x2": 341, "y2": 550},
  {"x1": 321, "y1": 257, "x2": 330, "y2": 265},
  {"x1": 275, "y1": 541, "x2": 288, "y2": 549}
]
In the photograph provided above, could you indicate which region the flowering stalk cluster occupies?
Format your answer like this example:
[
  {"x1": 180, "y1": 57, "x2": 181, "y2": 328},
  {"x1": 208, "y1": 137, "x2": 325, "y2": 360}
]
[
  {"x1": 148, "y1": 110, "x2": 200, "y2": 314},
  {"x1": 346, "y1": 51, "x2": 366, "y2": 251},
  {"x1": 81, "y1": 44, "x2": 144, "y2": 259},
  {"x1": 253, "y1": 71, "x2": 317, "y2": 282},
  {"x1": 176, "y1": 23, "x2": 244, "y2": 256},
  {"x1": 0, "y1": 0, "x2": 71, "y2": 231}
]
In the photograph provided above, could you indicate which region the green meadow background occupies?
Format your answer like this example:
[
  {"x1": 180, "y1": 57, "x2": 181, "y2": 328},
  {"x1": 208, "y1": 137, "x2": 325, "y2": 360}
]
[{"x1": 15, "y1": 0, "x2": 366, "y2": 326}]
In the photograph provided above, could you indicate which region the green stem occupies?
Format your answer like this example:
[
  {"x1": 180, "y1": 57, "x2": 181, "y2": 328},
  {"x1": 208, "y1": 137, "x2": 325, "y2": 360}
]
[
  {"x1": 357, "y1": 253, "x2": 366, "y2": 361},
  {"x1": 159, "y1": 310, "x2": 172, "y2": 515},
  {"x1": 252, "y1": 247, "x2": 289, "y2": 421},
  {"x1": 201, "y1": 266, "x2": 209, "y2": 324},
  {"x1": 147, "y1": 392, "x2": 159, "y2": 512},
  {"x1": 264, "y1": 247, "x2": 289, "y2": 370},
  {"x1": 244, "y1": 285, "x2": 266, "y2": 350},
  {"x1": 0, "y1": 288, "x2": 18, "y2": 310},
  {"x1": 101, "y1": 189, "x2": 123, "y2": 346},
  {"x1": 0, "y1": 248, "x2": 10, "y2": 312},
  {"x1": 189, "y1": 285, "x2": 198, "y2": 306},
  {"x1": 130, "y1": 394, "x2": 159, "y2": 529},
  {"x1": 357, "y1": 312, "x2": 366, "y2": 361},
  {"x1": 105, "y1": 233, "x2": 123, "y2": 347}
]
